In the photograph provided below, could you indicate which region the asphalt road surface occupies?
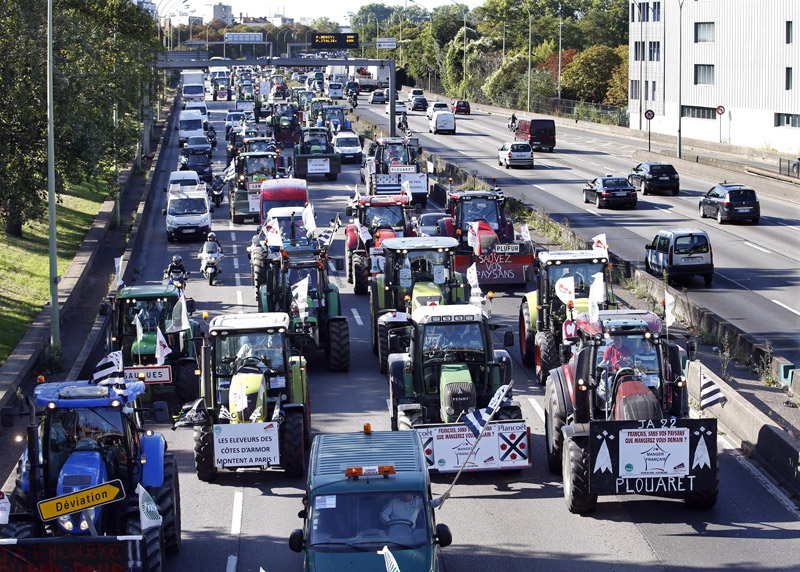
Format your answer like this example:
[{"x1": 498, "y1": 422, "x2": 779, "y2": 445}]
[{"x1": 130, "y1": 94, "x2": 800, "y2": 572}]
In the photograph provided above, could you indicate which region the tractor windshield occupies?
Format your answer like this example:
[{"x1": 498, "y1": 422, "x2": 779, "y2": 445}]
[
  {"x1": 214, "y1": 332, "x2": 286, "y2": 376},
  {"x1": 458, "y1": 199, "x2": 499, "y2": 230},
  {"x1": 364, "y1": 205, "x2": 404, "y2": 228},
  {"x1": 419, "y1": 322, "x2": 487, "y2": 395},
  {"x1": 118, "y1": 297, "x2": 181, "y2": 363},
  {"x1": 246, "y1": 156, "x2": 276, "y2": 175},
  {"x1": 546, "y1": 262, "x2": 607, "y2": 297},
  {"x1": 284, "y1": 266, "x2": 320, "y2": 293},
  {"x1": 271, "y1": 217, "x2": 308, "y2": 240},
  {"x1": 308, "y1": 491, "x2": 430, "y2": 550},
  {"x1": 381, "y1": 143, "x2": 409, "y2": 166},
  {"x1": 392, "y1": 249, "x2": 452, "y2": 286},
  {"x1": 595, "y1": 333, "x2": 662, "y2": 406}
]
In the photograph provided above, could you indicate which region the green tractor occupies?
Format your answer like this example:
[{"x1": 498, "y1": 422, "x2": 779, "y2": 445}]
[
  {"x1": 256, "y1": 243, "x2": 350, "y2": 372},
  {"x1": 386, "y1": 304, "x2": 531, "y2": 473},
  {"x1": 176, "y1": 312, "x2": 310, "y2": 480},
  {"x1": 107, "y1": 284, "x2": 201, "y2": 408},
  {"x1": 518, "y1": 250, "x2": 615, "y2": 385},
  {"x1": 369, "y1": 236, "x2": 491, "y2": 373}
]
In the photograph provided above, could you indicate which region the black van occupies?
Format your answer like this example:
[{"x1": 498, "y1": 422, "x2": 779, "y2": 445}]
[{"x1": 515, "y1": 118, "x2": 556, "y2": 152}]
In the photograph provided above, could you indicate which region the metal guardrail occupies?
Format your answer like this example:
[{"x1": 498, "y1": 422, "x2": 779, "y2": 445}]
[
  {"x1": 778, "y1": 157, "x2": 800, "y2": 179},
  {"x1": 159, "y1": 50, "x2": 209, "y2": 61}
]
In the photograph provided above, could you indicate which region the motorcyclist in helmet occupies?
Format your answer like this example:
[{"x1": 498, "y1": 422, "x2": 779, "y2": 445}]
[
  {"x1": 212, "y1": 174, "x2": 225, "y2": 193},
  {"x1": 165, "y1": 255, "x2": 186, "y2": 277},
  {"x1": 200, "y1": 231, "x2": 224, "y2": 274},
  {"x1": 508, "y1": 113, "x2": 517, "y2": 131}
]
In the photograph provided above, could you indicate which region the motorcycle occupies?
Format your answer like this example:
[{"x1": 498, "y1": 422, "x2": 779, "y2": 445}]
[
  {"x1": 211, "y1": 178, "x2": 225, "y2": 207},
  {"x1": 198, "y1": 242, "x2": 223, "y2": 286},
  {"x1": 507, "y1": 117, "x2": 518, "y2": 131},
  {"x1": 164, "y1": 270, "x2": 189, "y2": 296},
  {"x1": 207, "y1": 126, "x2": 218, "y2": 149},
  {"x1": 347, "y1": 90, "x2": 358, "y2": 110}
]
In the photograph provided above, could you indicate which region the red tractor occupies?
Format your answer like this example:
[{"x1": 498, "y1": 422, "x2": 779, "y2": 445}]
[
  {"x1": 436, "y1": 190, "x2": 535, "y2": 286},
  {"x1": 344, "y1": 193, "x2": 419, "y2": 295},
  {"x1": 544, "y1": 309, "x2": 718, "y2": 513}
]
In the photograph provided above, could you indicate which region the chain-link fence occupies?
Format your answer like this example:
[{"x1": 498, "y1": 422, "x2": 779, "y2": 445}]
[{"x1": 411, "y1": 74, "x2": 630, "y2": 128}]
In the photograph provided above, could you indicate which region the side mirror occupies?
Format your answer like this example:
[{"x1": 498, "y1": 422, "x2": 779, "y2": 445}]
[
  {"x1": 644, "y1": 244, "x2": 652, "y2": 250},
  {"x1": 1, "y1": 406, "x2": 15, "y2": 428},
  {"x1": 162, "y1": 187, "x2": 167, "y2": 193},
  {"x1": 174, "y1": 125, "x2": 178, "y2": 131},
  {"x1": 185, "y1": 298, "x2": 197, "y2": 314},
  {"x1": 333, "y1": 258, "x2": 344, "y2": 271},
  {"x1": 435, "y1": 523, "x2": 452, "y2": 548},
  {"x1": 559, "y1": 343, "x2": 572, "y2": 364},
  {"x1": 209, "y1": 206, "x2": 215, "y2": 213},
  {"x1": 162, "y1": 208, "x2": 167, "y2": 215},
  {"x1": 414, "y1": 204, "x2": 423, "y2": 215},
  {"x1": 183, "y1": 143, "x2": 188, "y2": 148},
  {"x1": 297, "y1": 509, "x2": 307, "y2": 519},
  {"x1": 686, "y1": 339, "x2": 698, "y2": 362},
  {"x1": 153, "y1": 401, "x2": 169, "y2": 423},
  {"x1": 345, "y1": 205, "x2": 353, "y2": 217},
  {"x1": 99, "y1": 302, "x2": 111, "y2": 316},
  {"x1": 503, "y1": 329, "x2": 514, "y2": 347},
  {"x1": 288, "y1": 529, "x2": 305, "y2": 553}
]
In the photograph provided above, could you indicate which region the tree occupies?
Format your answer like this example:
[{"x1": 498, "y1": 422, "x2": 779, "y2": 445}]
[
  {"x1": 308, "y1": 18, "x2": 340, "y2": 33},
  {"x1": 604, "y1": 45, "x2": 629, "y2": 105},
  {"x1": 561, "y1": 44, "x2": 620, "y2": 102}
]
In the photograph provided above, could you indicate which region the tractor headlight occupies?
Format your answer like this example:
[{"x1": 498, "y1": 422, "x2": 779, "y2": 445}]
[
  {"x1": 58, "y1": 515, "x2": 74, "y2": 531},
  {"x1": 79, "y1": 508, "x2": 96, "y2": 530},
  {"x1": 446, "y1": 407, "x2": 455, "y2": 416}
]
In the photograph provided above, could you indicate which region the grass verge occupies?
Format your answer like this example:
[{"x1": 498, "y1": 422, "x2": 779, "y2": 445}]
[{"x1": 0, "y1": 180, "x2": 108, "y2": 367}]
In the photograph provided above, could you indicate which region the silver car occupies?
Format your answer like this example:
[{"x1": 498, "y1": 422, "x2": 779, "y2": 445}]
[{"x1": 498, "y1": 142, "x2": 534, "y2": 169}]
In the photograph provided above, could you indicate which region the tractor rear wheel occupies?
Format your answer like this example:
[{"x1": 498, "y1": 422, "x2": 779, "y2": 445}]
[
  {"x1": 535, "y1": 331, "x2": 557, "y2": 385},
  {"x1": 251, "y1": 248, "x2": 268, "y2": 293},
  {"x1": 193, "y1": 425, "x2": 218, "y2": 482},
  {"x1": 327, "y1": 320, "x2": 350, "y2": 371},
  {"x1": 370, "y1": 289, "x2": 379, "y2": 356},
  {"x1": 397, "y1": 411, "x2": 423, "y2": 431},
  {"x1": 562, "y1": 436, "x2": 597, "y2": 514},
  {"x1": 545, "y1": 381, "x2": 565, "y2": 474},
  {"x1": 378, "y1": 322, "x2": 390, "y2": 374},
  {"x1": 353, "y1": 255, "x2": 369, "y2": 295},
  {"x1": 154, "y1": 452, "x2": 182, "y2": 554},
  {"x1": 126, "y1": 514, "x2": 165, "y2": 572},
  {"x1": 346, "y1": 248, "x2": 354, "y2": 284},
  {"x1": 519, "y1": 301, "x2": 537, "y2": 367},
  {"x1": 281, "y1": 411, "x2": 306, "y2": 478},
  {"x1": 175, "y1": 361, "x2": 199, "y2": 403},
  {"x1": 0, "y1": 519, "x2": 39, "y2": 539}
]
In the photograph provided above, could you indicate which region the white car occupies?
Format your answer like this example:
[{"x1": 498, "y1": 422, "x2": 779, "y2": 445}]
[
  {"x1": 369, "y1": 90, "x2": 387, "y2": 104},
  {"x1": 498, "y1": 141, "x2": 534, "y2": 169},
  {"x1": 332, "y1": 131, "x2": 363, "y2": 164},
  {"x1": 426, "y1": 101, "x2": 449, "y2": 119},
  {"x1": 429, "y1": 110, "x2": 456, "y2": 134},
  {"x1": 385, "y1": 100, "x2": 407, "y2": 115},
  {"x1": 406, "y1": 88, "x2": 424, "y2": 102}
]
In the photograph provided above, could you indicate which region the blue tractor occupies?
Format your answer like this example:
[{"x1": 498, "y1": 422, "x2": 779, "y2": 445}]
[{"x1": 0, "y1": 379, "x2": 180, "y2": 572}]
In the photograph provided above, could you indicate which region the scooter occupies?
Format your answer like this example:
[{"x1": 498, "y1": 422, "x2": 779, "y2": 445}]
[
  {"x1": 164, "y1": 270, "x2": 189, "y2": 296},
  {"x1": 198, "y1": 243, "x2": 223, "y2": 286},
  {"x1": 211, "y1": 179, "x2": 225, "y2": 207},
  {"x1": 507, "y1": 117, "x2": 518, "y2": 131},
  {"x1": 207, "y1": 127, "x2": 218, "y2": 149}
]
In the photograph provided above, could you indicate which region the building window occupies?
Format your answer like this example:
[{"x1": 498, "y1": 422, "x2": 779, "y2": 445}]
[
  {"x1": 648, "y1": 41, "x2": 660, "y2": 61},
  {"x1": 787, "y1": 67, "x2": 793, "y2": 90},
  {"x1": 775, "y1": 113, "x2": 800, "y2": 128},
  {"x1": 694, "y1": 22, "x2": 715, "y2": 43},
  {"x1": 682, "y1": 106, "x2": 717, "y2": 120},
  {"x1": 652, "y1": 1, "x2": 661, "y2": 22},
  {"x1": 634, "y1": 41, "x2": 646, "y2": 61},
  {"x1": 651, "y1": 81, "x2": 657, "y2": 101},
  {"x1": 638, "y1": 2, "x2": 649, "y2": 22},
  {"x1": 694, "y1": 64, "x2": 715, "y2": 85},
  {"x1": 630, "y1": 80, "x2": 640, "y2": 100},
  {"x1": 788, "y1": 21, "x2": 794, "y2": 44},
  {"x1": 644, "y1": 81, "x2": 649, "y2": 101},
  {"x1": 631, "y1": 3, "x2": 636, "y2": 22}
]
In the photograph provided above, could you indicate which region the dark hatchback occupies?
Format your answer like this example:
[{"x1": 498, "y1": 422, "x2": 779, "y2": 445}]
[
  {"x1": 451, "y1": 100, "x2": 471, "y2": 115},
  {"x1": 583, "y1": 176, "x2": 637, "y2": 209},
  {"x1": 182, "y1": 153, "x2": 213, "y2": 183},
  {"x1": 410, "y1": 96, "x2": 428, "y2": 111},
  {"x1": 699, "y1": 183, "x2": 760, "y2": 224},
  {"x1": 628, "y1": 162, "x2": 680, "y2": 195}
]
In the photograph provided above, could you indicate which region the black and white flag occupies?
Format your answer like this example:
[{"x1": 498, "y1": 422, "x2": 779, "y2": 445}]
[
  {"x1": 700, "y1": 374, "x2": 727, "y2": 410},
  {"x1": 91, "y1": 351, "x2": 127, "y2": 397}
]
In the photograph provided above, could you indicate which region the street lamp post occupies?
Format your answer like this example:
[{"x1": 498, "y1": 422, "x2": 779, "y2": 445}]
[
  {"x1": 527, "y1": 8, "x2": 531, "y2": 111},
  {"x1": 677, "y1": 0, "x2": 684, "y2": 158},
  {"x1": 46, "y1": 0, "x2": 60, "y2": 351},
  {"x1": 558, "y1": 12, "x2": 565, "y2": 100},
  {"x1": 502, "y1": 22, "x2": 511, "y2": 66}
]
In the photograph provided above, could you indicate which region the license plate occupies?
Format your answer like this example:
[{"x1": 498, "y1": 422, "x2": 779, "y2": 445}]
[
  {"x1": 615, "y1": 192, "x2": 629, "y2": 196},
  {"x1": 682, "y1": 257, "x2": 701, "y2": 263},
  {"x1": 494, "y1": 244, "x2": 520, "y2": 253},
  {"x1": 736, "y1": 208, "x2": 752, "y2": 212},
  {"x1": 370, "y1": 247, "x2": 384, "y2": 255},
  {"x1": 181, "y1": 229, "x2": 194, "y2": 234},
  {"x1": 659, "y1": 176, "x2": 669, "y2": 180},
  {"x1": 532, "y1": 141, "x2": 541, "y2": 145}
]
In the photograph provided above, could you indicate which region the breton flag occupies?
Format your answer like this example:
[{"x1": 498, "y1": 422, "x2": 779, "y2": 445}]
[
  {"x1": 462, "y1": 384, "x2": 512, "y2": 438},
  {"x1": 700, "y1": 373, "x2": 728, "y2": 410},
  {"x1": 292, "y1": 276, "x2": 310, "y2": 320},
  {"x1": 91, "y1": 351, "x2": 127, "y2": 397},
  {"x1": 378, "y1": 546, "x2": 402, "y2": 572}
]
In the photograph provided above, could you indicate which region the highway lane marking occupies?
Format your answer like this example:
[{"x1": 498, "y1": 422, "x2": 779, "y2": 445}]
[
  {"x1": 231, "y1": 232, "x2": 237, "y2": 241},
  {"x1": 233, "y1": 257, "x2": 239, "y2": 270},
  {"x1": 351, "y1": 308, "x2": 363, "y2": 326},
  {"x1": 235, "y1": 273, "x2": 241, "y2": 286},
  {"x1": 231, "y1": 487, "x2": 244, "y2": 534},
  {"x1": 228, "y1": 220, "x2": 234, "y2": 230},
  {"x1": 772, "y1": 300, "x2": 800, "y2": 317},
  {"x1": 744, "y1": 241, "x2": 771, "y2": 254},
  {"x1": 232, "y1": 245, "x2": 238, "y2": 255},
  {"x1": 582, "y1": 208, "x2": 602, "y2": 217},
  {"x1": 527, "y1": 397, "x2": 545, "y2": 423},
  {"x1": 236, "y1": 290, "x2": 243, "y2": 308},
  {"x1": 225, "y1": 555, "x2": 238, "y2": 572},
  {"x1": 775, "y1": 220, "x2": 800, "y2": 231}
]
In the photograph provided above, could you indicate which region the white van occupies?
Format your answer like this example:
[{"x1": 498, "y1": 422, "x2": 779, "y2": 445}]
[
  {"x1": 644, "y1": 228, "x2": 714, "y2": 286},
  {"x1": 326, "y1": 82, "x2": 344, "y2": 99},
  {"x1": 177, "y1": 110, "x2": 205, "y2": 146},
  {"x1": 429, "y1": 110, "x2": 456, "y2": 135},
  {"x1": 163, "y1": 187, "x2": 213, "y2": 242},
  {"x1": 184, "y1": 101, "x2": 209, "y2": 130},
  {"x1": 181, "y1": 83, "x2": 205, "y2": 108}
]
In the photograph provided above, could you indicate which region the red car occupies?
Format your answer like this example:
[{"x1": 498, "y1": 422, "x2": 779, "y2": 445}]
[{"x1": 451, "y1": 100, "x2": 471, "y2": 115}]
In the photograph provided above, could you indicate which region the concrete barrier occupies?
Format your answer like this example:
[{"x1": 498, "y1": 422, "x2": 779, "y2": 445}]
[{"x1": 686, "y1": 361, "x2": 800, "y2": 496}]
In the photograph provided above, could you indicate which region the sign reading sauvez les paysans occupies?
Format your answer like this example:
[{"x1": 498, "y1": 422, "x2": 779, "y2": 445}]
[
  {"x1": 38, "y1": 479, "x2": 125, "y2": 521},
  {"x1": 213, "y1": 422, "x2": 280, "y2": 467}
]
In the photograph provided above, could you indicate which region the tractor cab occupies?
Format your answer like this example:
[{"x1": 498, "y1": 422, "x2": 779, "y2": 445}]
[{"x1": 235, "y1": 151, "x2": 280, "y2": 189}]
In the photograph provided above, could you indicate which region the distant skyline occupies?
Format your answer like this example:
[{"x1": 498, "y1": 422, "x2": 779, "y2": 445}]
[{"x1": 198, "y1": 0, "x2": 483, "y2": 25}]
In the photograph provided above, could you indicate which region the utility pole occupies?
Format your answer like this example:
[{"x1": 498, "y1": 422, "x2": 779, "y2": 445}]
[
  {"x1": 46, "y1": 0, "x2": 60, "y2": 351},
  {"x1": 527, "y1": 9, "x2": 532, "y2": 112}
]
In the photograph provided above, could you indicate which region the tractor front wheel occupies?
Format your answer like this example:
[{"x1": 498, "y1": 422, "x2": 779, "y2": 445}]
[
  {"x1": 377, "y1": 322, "x2": 390, "y2": 374},
  {"x1": 175, "y1": 361, "x2": 199, "y2": 403},
  {"x1": 281, "y1": 411, "x2": 306, "y2": 478},
  {"x1": 0, "y1": 519, "x2": 40, "y2": 540},
  {"x1": 535, "y1": 331, "x2": 557, "y2": 385},
  {"x1": 519, "y1": 302, "x2": 537, "y2": 367},
  {"x1": 545, "y1": 381, "x2": 565, "y2": 474},
  {"x1": 562, "y1": 436, "x2": 597, "y2": 514},
  {"x1": 397, "y1": 410, "x2": 423, "y2": 431},
  {"x1": 327, "y1": 320, "x2": 350, "y2": 371},
  {"x1": 353, "y1": 255, "x2": 369, "y2": 295},
  {"x1": 193, "y1": 425, "x2": 218, "y2": 482},
  {"x1": 154, "y1": 452, "x2": 182, "y2": 554}
]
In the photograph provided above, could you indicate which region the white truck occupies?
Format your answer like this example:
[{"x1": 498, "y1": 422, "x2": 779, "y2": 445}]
[
  {"x1": 352, "y1": 65, "x2": 391, "y2": 92},
  {"x1": 180, "y1": 70, "x2": 205, "y2": 86},
  {"x1": 325, "y1": 65, "x2": 349, "y2": 81}
]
